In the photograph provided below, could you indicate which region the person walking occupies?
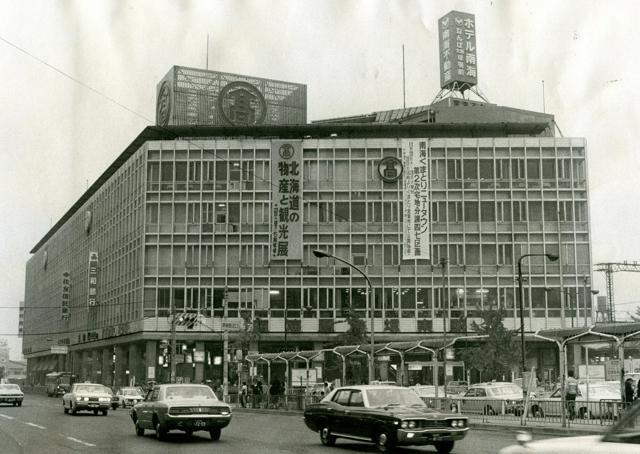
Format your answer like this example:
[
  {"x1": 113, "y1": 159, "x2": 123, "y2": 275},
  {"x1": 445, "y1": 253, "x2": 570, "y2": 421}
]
[
  {"x1": 625, "y1": 378, "x2": 635, "y2": 407},
  {"x1": 565, "y1": 370, "x2": 579, "y2": 420},
  {"x1": 240, "y1": 381, "x2": 248, "y2": 408}
]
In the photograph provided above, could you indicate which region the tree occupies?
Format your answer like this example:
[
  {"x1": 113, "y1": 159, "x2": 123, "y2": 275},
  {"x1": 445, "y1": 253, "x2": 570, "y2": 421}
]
[
  {"x1": 629, "y1": 306, "x2": 640, "y2": 322},
  {"x1": 459, "y1": 308, "x2": 520, "y2": 381},
  {"x1": 338, "y1": 308, "x2": 368, "y2": 346}
]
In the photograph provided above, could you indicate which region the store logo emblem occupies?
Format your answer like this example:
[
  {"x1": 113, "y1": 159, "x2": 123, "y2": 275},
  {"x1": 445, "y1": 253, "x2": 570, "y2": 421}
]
[
  {"x1": 377, "y1": 156, "x2": 403, "y2": 183},
  {"x1": 279, "y1": 143, "x2": 295, "y2": 159},
  {"x1": 218, "y1": 81, "x2": 267, "y2": 126}
]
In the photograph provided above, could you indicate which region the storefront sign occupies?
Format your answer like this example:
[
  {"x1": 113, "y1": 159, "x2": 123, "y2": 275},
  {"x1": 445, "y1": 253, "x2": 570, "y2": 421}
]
[
  {"x1": 87, "y1": 252, "x2": 99, "y2": 307},
  {"x1": 271, "y1": 140, "x2": 303, "y2": 260},
  {"x1": 61, "y1": 271, "x2": 70, "y2": 319},
  {"x1": 402, "y1": 139, "x2": 431, "y2": 259},
  {"x1": 439, "y1": 10, "x2": 477, "y2": 89}
]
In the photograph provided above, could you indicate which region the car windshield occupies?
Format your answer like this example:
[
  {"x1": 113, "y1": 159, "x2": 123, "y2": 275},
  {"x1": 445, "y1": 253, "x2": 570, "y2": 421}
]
[
  {"x1": 366, "y1": 388, "x2": 426, "y2": 408},
  {"x1": 164, "y1": 386, "x2": 217, "y2": 400},
  {"x1": 123, "y1": 389, "x2": 140, "y2": 396},
  {"x1": 0, "y1": 384, "x2": 20, "y2": 391},
  {"x1": 488, "y1": 385, "x2": 522, "y2": 396},
  {"x1": 75, "y1": 385, "x2": 107, "y2": 394}
]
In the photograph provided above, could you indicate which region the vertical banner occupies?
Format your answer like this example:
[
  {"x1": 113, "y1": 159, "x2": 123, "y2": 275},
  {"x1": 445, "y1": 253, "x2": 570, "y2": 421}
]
[
  {"x1": 61, "y1": 271, "x2": 70, "y2": 319},
  {"x1": 88, "y1": 251, "x2": 98, "y2": 307},
  {"x1": 402, "y1": 140, "x2": 431, "y2": 259},
  {"x1": 271, "y1": 140, "x2": 303, "y2": 260}
]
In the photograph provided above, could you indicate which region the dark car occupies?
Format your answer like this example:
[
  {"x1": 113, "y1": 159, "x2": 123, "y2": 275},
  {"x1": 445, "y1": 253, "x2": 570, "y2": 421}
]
[
  {"x1": 130, "y1": 384, "x2": 232, "y2": 441},
  {"x1": 303, "y1": 385, "x2": 469, "y2": 453}
]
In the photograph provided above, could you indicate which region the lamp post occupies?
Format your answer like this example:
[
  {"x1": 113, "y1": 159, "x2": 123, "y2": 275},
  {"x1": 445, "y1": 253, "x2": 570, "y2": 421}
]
[
  {"x1": 440, "y1": 257, "x2": 448, "y2": 397},
  {"x1": 313, "y1": 249, "x2": 375, "y2": 383},
  {"x1": 517, "y1": 253, "x2": 559, "y2": 377}
]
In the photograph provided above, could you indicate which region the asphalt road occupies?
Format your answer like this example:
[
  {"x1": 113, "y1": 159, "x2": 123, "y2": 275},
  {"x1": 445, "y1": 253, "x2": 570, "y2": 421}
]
[{"x1": 0, "y1": 392, "x2": 552, "y2": 454}]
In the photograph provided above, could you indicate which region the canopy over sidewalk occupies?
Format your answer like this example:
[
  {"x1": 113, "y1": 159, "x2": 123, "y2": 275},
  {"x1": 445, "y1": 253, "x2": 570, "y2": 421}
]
[{"x1": 536, "y1": 322, "x2": 640, "y2": 345}]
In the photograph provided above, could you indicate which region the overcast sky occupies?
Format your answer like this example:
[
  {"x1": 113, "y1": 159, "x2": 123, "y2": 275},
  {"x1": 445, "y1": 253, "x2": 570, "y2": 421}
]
[{"x1": 1, "y1": 0, "x2": 639, "y2": 360}]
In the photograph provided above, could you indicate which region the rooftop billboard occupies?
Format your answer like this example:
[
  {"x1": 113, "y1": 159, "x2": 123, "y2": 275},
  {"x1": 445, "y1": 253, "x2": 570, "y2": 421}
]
[{"x1": 438, "y1": 11, "x2": 477, "y2": 90}]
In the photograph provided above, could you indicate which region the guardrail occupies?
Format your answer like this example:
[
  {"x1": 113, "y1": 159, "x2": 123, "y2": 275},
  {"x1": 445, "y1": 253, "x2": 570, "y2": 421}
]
[
  {"x1": 421, "y1": 396, "x2": 625, "y2": 426},
  {"x1": 224, "y1": 392, "x2": 323, "y2": 411}
]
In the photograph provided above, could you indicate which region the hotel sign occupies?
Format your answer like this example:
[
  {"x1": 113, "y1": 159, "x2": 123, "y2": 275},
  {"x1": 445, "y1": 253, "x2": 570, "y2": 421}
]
[
  {"x1": 402, "y1": 140, "x2": 431, "y2": 259},
  {"x1": 88, "y1": 252, "x2": 98, "y2": 307},
  {"x1": 439, "y1": 10, "x2": 477, "y2": 89},
  {"x1": 271, "y1": 140, "x2": 303, "y2": 260}
]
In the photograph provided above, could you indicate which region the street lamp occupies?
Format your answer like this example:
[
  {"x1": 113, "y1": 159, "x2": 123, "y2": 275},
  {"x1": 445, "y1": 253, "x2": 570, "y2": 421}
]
[
  {"x1": 517, "y1": 253, "x2": 559, "y2": 377},
  {"x1": 313, "y1": 249, "x2": 375, "y2": 383}
]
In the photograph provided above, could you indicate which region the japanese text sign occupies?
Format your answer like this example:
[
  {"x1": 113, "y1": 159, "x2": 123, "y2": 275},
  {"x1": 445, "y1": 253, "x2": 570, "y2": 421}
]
[
  {"x1": 61, "y1": 271, "x2": 70, "y2": 319},
  {"x1": 271, "y1": 140, "x2": 303, "y2": 260},
  {"x1": 88, "y1": 251, "x2": 98, "y2": 307},
  {"x1": 402, "y1": 140, "x2": 431, "y2": 259},
  {"x1": 439, "y1": 10, "x2": 477, "y2": 89}
]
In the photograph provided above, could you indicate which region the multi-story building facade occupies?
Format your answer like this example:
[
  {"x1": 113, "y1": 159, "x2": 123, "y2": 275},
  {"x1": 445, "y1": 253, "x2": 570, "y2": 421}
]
[{"x1": 23, "y1": 98, "x2": 592, "y2": 387}]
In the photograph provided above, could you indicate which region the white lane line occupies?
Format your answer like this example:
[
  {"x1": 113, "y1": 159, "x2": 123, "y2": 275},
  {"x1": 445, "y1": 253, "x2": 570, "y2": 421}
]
[
  {"x1": 0, "y1": 414, "x2": 15, "y2": 420},
  {"x1": 66, "y1": 437, "x2": 96, "y2": 447},
  {"x1": 25, "y1": 422, "x2": 46, "y2": 429}
]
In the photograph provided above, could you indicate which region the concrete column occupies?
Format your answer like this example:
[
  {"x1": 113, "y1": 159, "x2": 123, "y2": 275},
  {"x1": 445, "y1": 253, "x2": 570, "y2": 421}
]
[
  {"x1": 145, "y1": 341, "x2": 157, "y2": 383},
  {"x1": 128, "y1": 343, "x2": 140, "y2": 387},
  {"x1": 81, "y1": 350, "x2": 91, "y2": 382},
  {"x1": 114, "y1": 345, "x2": 127, "y2": 388},
  {"x1": 72, "y1": 351, "x2": 82, "y2": 378},
  {"x1": 378, "y1": 361, "x2": 389, "y2": 381},
  {"x1": 101, "y1": 347, "x2": 113, "y2": 386},
  {"x1": 194, "y1": 341, "x2": 205, "y2": 383}
]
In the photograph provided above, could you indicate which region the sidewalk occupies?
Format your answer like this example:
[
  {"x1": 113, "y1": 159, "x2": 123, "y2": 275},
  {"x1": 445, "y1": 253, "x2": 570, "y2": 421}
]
[{"x1": 231, "y1": 406, "x2": 609, "y2": 438}]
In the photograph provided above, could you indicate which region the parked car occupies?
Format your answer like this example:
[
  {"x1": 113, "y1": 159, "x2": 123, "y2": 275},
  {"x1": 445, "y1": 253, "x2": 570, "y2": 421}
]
[
  {"x1": 529, "y1": 381, "x2": 621, "y2": 419},
  {"x1": 499, "y1": 400, "x2": 640, "y2": 453},
  {"x1": 446, "y1": 380, "x2": 468, "y2": 396},
  {"x1": 130, "y1": 384, "x2": 232, "y2": 441},
  {"x1": 62, "y1": 383, "x2": 112, "y2": 415},
  {"x1": 115, "y1": 387, "x2": 145, "y2": 408},
  {"x1": 303, "y1": 385, "x2": 469, "y2": 453},
  {"x1": 454, "y1": 382, "x2": 524, "y2": 415},
  {"x1": 106, "y1": 387, "x2": 119, "y2": 410},
  {"x1": 0, "y1": 384, "x2": 24, "y2": 407}
]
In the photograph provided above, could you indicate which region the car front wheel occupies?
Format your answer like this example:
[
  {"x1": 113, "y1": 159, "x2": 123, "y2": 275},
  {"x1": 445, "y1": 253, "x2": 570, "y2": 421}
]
[
  {"x1": 320, "y1": 425, "x2": 336, "y2": 446},
  {"x1": 375, "y1": 430, "x2": 395, "y2": 453},
  {"x1": 209, "y1": 428, "x2": 221, "y2": 441},
  {"x1": 135, "y1": 420, "x2": 144, "y2": 436},
  {"x1": 435, "y1": 440, "x2": 455, "y2": 453}
]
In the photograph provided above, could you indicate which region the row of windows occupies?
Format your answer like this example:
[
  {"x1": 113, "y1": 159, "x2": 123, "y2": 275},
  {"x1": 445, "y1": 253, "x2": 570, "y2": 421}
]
[
  {"x1": 145, "y1": 200, "x2": 588, "y2": 227},
  {"x1": 142, "y1": 285, "x2": 590, "y2": 319}
]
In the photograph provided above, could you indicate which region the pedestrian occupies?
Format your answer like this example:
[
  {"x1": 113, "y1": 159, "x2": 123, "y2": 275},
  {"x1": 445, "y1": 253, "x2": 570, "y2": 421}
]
[
  {"x1": 240, "y1": 381, "x2": 248, "y2": 408},
  {"x1": 625, "y1": 378, "x2": 635, "y2": 407},
  {"x1": 565, "y1": 370, "x2": 579, "y2": 420},
  {"x1": 636, "y1": 379, "x2": 640, "y2": 401}
]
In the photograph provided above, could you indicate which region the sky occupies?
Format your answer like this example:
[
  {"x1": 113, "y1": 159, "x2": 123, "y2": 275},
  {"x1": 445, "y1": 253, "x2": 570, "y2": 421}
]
[{"x1": 1, "y1": 0, "x2": 639, "y2": 360}]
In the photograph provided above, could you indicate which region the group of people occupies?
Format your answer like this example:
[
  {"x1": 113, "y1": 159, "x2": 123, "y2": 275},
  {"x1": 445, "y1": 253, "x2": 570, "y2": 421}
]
[
  {"x1": 238, "y1": 378, "x2": 285, "y2": 408},
  {"x1": 624, "y1": 377, "x2": 640, "y2": 405}
]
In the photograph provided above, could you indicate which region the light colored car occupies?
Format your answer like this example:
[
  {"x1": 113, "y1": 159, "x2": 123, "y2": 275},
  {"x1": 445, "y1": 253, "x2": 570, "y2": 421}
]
[
  {"x1": 130, "y1": 384, "x2": 232, "y2": 441},
  {"x1": 0, "y1": 384, "x2": 24, "y2": 407},
  {"x1": 62, "y1": 383, "x2": 112, "y2": 415},
  {"x1": 499, "y1": 401, "x2": 640, "y2": 453},
  {"x1": 530, "y1": 381, "x2": 621, "y2": 419},
  {"x1": 454, "y1": 382, "x2": 524, "y2": 415},
  {"x1": 116, "y1": 387, "x2": 145, "y2": 408}
]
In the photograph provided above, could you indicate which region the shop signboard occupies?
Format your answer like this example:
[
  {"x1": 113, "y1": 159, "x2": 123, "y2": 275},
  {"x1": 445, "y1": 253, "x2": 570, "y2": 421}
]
[{"x1": 402, "y1": 139, "x2": 431, "y2": 260}]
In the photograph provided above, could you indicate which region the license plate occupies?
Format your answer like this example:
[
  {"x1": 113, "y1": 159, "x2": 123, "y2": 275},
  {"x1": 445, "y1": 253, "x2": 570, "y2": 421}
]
[{"x1": 194, "y1": 420, "x2": 207, "y2": 428}]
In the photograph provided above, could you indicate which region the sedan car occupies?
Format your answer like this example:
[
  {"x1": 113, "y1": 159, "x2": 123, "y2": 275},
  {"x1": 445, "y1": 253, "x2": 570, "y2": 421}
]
[
  {"x1": 499, "y1": 401, "x2": 640, "y2": 453},
  {"x1": 453, "y1": 382, "x2": 524, "y2": 415},
  {"x1": 116, "y1": 387, "x2": 144, "y2": 408},
  {"x1": 0, "y1": 384, "x2": 24, "y2": 407},
  {"x1": 130, "y1": 384, "x2": 232, "y2": 441},
  {"x1": 303, "y1": 385, "x2": 468, "y2": 453},
  {"x1": 62, "y1": 383, "x2": 112, "y2": 415}
]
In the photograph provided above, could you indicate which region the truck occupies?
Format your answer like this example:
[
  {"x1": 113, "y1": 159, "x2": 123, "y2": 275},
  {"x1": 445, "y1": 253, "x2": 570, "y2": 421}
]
[{"x1": 45, "y1": 371, "x2": 76, "y2": 397}]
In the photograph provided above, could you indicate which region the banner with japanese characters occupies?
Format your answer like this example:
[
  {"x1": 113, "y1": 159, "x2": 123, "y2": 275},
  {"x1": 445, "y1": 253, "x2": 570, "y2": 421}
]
[
  {"x1": 271, "y1": 140, "x2": 303, "y2": 260},
  {"x1": 61, "y1": 271, "x2": 70, "y2": 319},
  {"x1": 402, "y1": 140, "x2": 431, "y2": 259},
  {"x1": 438, "y1": 10, "x2": 477, "y2": 89},
  {"x1": 88, "y1": 251, "x2": 98, "y2": 307}
]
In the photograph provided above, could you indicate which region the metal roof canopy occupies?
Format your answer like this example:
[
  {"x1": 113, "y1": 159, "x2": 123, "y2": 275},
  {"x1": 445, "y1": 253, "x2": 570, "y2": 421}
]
[
  {"x1": 535, "y1": 322, "x2": 640, "y2": 345},
  {"x1": 245, "y1": 334, "x2": 488, "y2": 363}
]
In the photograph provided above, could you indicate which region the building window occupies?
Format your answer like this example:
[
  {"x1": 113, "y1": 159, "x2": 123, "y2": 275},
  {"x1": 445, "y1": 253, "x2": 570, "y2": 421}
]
[{"x1": 464, "y1": 201, "x2": 478, "y2": 222}]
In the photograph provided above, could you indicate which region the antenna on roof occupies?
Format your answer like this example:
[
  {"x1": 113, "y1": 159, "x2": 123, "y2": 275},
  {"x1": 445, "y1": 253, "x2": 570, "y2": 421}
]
[
  {"x1": 206, "y1": 34, "x2": 209, "y2": 70},
  {"x1": 402, "y1": 44, "x2": 406, "y2": 109},
  {"x1": 542, "y1": 80, "x2": 546, "y2": 113}
]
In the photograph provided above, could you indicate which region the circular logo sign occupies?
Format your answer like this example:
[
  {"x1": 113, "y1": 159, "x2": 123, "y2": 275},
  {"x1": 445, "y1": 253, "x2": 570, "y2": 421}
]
[
  {"x1": 156, "y1": 81, "x2": 171, "y2": 127},
  {"x1": 377, "y1": 156, "x2": 403, "y2": 183},
  {"x1": 217, "y1": 81, "x2": 267, "y2": 126},
  {"x1": 279, "y1": 143, "x2": 295, "y2": 159}
]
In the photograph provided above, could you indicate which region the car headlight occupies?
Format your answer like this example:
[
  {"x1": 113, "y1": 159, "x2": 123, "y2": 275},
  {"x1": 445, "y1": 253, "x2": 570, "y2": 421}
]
[
  {"x1": 401, "y1": 421, "x2": 408, "y2": 429},
  {"x1": 451, "y1": 420, "x2": 458, "y2": 427},
  {"x1": 76, "y1": 396, "x2": 83, "y2": 401},
  {"x1": 83, "y1": 397, "x2": 89, "y2": 401},
  {"x1": 408, "y1": 421, "x2": 416, "y2": 429},
  {"x1": 458, "y1": 419, "x2": 466, "y2": 427}
]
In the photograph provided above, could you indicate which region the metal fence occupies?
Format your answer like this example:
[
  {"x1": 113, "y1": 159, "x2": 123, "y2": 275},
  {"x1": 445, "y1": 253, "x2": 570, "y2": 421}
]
[{"x1": 224, "y1": 392, "x2": 323, "y2": 411}]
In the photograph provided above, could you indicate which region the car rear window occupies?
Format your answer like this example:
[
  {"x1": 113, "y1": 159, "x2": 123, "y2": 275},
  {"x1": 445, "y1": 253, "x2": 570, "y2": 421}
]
[{"x1": 164, "y1": 386, "x2": 217, "y2": 400}]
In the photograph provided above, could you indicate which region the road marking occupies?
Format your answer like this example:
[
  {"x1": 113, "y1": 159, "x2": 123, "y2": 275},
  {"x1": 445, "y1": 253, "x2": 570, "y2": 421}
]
[
  {"x1": 0, "y1": 414, "x2": 15, "y2": 420},
  {"x1": 25, "y1": 422, "x2": 46, "y2": 429},
  {"x1": 66, "y1": 437, "x2": 96, "y2": 447}
]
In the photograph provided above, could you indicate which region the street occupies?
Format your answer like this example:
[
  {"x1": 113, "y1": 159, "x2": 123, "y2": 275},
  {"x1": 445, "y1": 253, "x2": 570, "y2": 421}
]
[{"x1": 0, "y1": 392, "x2": 555, "y2": 454}]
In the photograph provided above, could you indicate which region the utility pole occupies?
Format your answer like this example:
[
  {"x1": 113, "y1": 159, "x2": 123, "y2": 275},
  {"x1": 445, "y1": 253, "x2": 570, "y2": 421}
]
[
  {"x1": 170, "y1": 299, "x2": 177, "y2": 384},
  {"x1": 222, "y1": 291, "x2": 229, "y2": 402},
  {"x1": 441, "y1": 257, "x2": 448, "y2": 398}
]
